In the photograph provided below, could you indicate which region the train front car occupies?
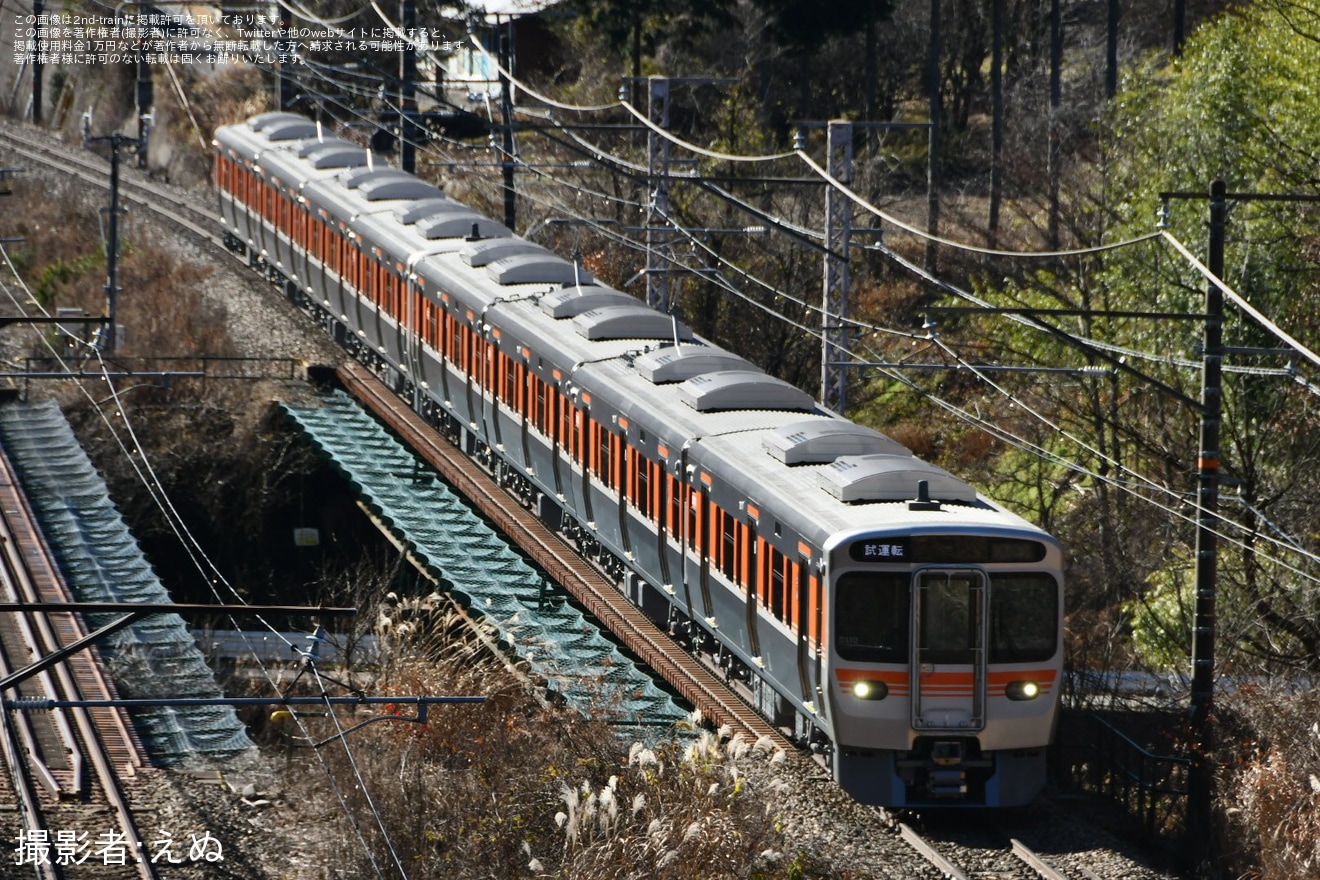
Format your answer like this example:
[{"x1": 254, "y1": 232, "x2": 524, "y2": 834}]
[{"x1": 821, "y1": 468, "x2": 1064, "y2": 808}]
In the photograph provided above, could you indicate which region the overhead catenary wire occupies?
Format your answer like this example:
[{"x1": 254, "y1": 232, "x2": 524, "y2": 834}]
[
  {"x1": 1161, "y1": 230, "x2": 1320, "y2": 372},
  {"x1": 464, "y1": 29, "x2": 1177, "y2": 261},
  {"x1": 267, "y1": 26, "x2": 1320, "y2": 576}
]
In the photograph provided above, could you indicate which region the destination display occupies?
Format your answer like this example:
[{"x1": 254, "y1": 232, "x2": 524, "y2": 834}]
[{"x1": 848, "y1": 535, "x2": 1047, "y2": 563}]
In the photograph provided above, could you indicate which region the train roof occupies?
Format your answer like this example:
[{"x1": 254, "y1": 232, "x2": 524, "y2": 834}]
[{"x1": 217, "y1": 116, "x2": 1058, "y2": 554}]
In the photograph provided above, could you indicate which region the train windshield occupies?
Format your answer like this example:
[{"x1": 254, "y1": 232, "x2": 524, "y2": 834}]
[
  {"x1": 834, "y1": 570, "x2": 1058, "y2": 665},
  {"x1": 989, "y1": 573, "x2": 1058, "y2": 662},
  {"x1": 834, "y1": 571, "x2": 909, "y2": 663}
]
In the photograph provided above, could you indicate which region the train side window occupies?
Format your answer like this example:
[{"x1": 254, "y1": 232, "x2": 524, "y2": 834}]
[
  {"x1": 769, "y1": 547, "x2": 786, "y2": 622},
  {"x1": 547, "y1": 387, "x2": 560, "y2": 442},
  {"x1": 446, "y1": 314, "x2": 460, "y2": 361},
  {"x1": 650, "y1": 461, "x2": 662, "y2": 525},
  {"x1": 634, "y1": 453, "x2": 650, "y2": 518},
  {"x1": 755, "y1": 537, "x2": 770, "y2": 608},
  {"x1": 834, "y1": 571, "x2": 909, "y2": 663},
  {"x1": 720, "y1": 507, "x2": 736, "y2": 580},
  {"x1": 571, "y1": 409, "x2": 584, "y2": 463},
  {"x1": 989, "y1": 574, "x2": 1058, "y2": 663},
  {"x1": 668, "y1": 474, "x2": 681, "y2": 537},
  {"x1": 600, "y1": 425, "x2": 613, "y2": 486},
  {"x1": 501, "y1": 353, "x2": 516, "y2": 404},
  {"x1": 560, "y1": 398, "x2": 572, "y2": 455},
  {"x1": 789, "y1": 559, "x2": 801, "y2": 631},
  {"x1": 534, "y1": 380, "x2": 548, "y2": 436}
]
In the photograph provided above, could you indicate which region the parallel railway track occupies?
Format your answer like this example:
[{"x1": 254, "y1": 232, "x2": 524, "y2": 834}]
[
  {"x1": 0, "y1": 444, "x2": 154, "y2": 879},
  {"x1": 0, "y1": 124, "x2": 218, "y2": 248},
  {"x1": 899, "y1": 821, "x2": 1080, "y2": 880}
]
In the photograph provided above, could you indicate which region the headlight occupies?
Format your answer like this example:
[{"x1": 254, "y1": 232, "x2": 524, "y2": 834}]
[
  {"x1": 1005, "y1": 680, "x2": 1041, "y2": 701},
  {"x1": 852, "y1": 680, "x2": 888, "y2": 701}
]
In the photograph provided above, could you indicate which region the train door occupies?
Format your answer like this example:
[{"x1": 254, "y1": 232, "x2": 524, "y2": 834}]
[{"x1": 911, "y1": 569, "x2": 986, "y2": 732}]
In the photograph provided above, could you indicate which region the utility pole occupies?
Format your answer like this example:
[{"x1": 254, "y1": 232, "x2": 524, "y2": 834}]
[
  {"x1": 1106, "y1": 0, "x2": 1120, "y2": 98},
  {"x1": 399, "y1": 0, "x2": 418, "y2": 174},
  {"x1": 135, "y1": 2, "x2": 153, "y2": 168},
  {"x1": 1186, "y1": 180, "x2": 1225, "y2": 863},
  {"x1": 1158, "y1": 181, "x2": 1320, "y2": 873},
  {"x1": 822, "y1": 121, "x2": 852, "y2": 414},
  {"x1": 1047, "y1": 0, "x2": 1062, "y2": 249},
  {"x1": 926, "y1": 0, "x2": 941, "y2": 273},
  {"x1": 83, "y1": 131, "x2": 144, "y2": 354},
  {"x1": 645, "y1": 76, "x2": 672, "y2": 312},
  {"x1": 31, "y1": 0, "x2": 43, "y2": 123},
  {"x1": 278, "y1": 4, "x2": 296, "y2": 110},
  {"x1": 497, "y1": 17, "x2": 516, "y2": 230},
  {"x1": 1174, "y1": 0, "x2": 1186, "y2": 56},
  {"x1": 988, "y1": 0, "x2": 1003, "y2": 248}
]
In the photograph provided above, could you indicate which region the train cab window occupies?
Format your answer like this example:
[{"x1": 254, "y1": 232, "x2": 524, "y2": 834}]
[
  {"x1": 835, "y1": 571, "x2": 909, "y2": 663},
  {"x1": 919, "y1": 572, "x2": 981, "y2": 665},
  {"x1": 989, "y1": 574, "x2": 1058, "y2": 663}
]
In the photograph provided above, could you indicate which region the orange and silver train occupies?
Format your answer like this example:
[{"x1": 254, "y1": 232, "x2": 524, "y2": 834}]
[{"x1": 214, "y1": 112, "x2": 1064, "y2": 807}]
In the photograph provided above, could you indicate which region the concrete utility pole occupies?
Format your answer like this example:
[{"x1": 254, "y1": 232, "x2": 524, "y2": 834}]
[
  {"x1": 1106, "y1": 0, "x2": 1120, "y2": 98},
  {"x1": 645, "y1": 76, "x2": 672, "y2": 312},
  {"x1": 822, "y1": 121, "x2": 852, "y2": 414},
  {"x1": 135, "y1": 2, "x2": 153, "y2": 168},
  {"x1": 83, "y1": 132, "x2": 145, "y2": 354},
  {"x1": 31, "y1": 0, "x2": 43, "y2": 123},
  {"x1": 399, "y1": 0, "x2": 418, "y2": 174},
  {"x1": 278, "y1": 5, "x2": 296, "y2": 110},
  {"x1": 497, "y1": 16, "x2": 516, "y2": 229},
  {"x1": 1047, "y1": 0, "x2": 1062, "y2": 249},
  {"x1": 926, "y1": 0, "x2": 941, "y2": 273},
  {"x1": 988, "y1": 0, "x2": 1003, "y2": 248},
  {"x1": 1173, "y1": 0, "x2": 1186, "y2": 56},
  {"x1": 1185, "y1": 180, "x2": 1225, "y2": 874},
  {"x1": 1163, "y1": 181, "x2": 1320, "y2": 872}
]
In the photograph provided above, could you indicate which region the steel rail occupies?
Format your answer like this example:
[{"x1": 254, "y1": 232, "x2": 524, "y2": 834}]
[
  {"x1": 0, "y1": 126, "x2": 220, "y2": 249},
  {"x1": 899, "y1": 822, "x2": 971, "y2": 880},
  {"x1": 336, "y1": 361, "x2": 792, "y2": 750},
  {"x1": 1011, "y1": 838, "x2": 1073, "y2": 880},
  {"x1": 0, "y1": 447, "x2": 157, "y2": 880}
]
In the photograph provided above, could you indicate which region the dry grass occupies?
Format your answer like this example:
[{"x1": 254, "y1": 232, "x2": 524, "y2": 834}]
[
  {"x1": 274, "y1": 619, "x2": 827, "y2": 880},
  {"x1": 1218, "y1": 689, "x2": 1320, "y2": 879}
]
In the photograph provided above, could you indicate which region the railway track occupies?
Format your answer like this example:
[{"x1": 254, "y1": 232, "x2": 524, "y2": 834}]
[
  {"x1": 335, "y1": 361, "x2": 794, "y2": 751},
  {"x1": 0, "y1": 123, "x2": 219, "y2": 249},
  {"x1": 899, "y1": 821, "x2": 1080, "y2": 880},
  {"x1": 0, "y1": 444, "x2": 155, "y2": 880}
]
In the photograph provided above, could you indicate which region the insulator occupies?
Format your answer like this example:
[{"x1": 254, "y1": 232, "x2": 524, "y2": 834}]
[{"x1": 7, "y1": 698, "x2": 53, "y2": 711}]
